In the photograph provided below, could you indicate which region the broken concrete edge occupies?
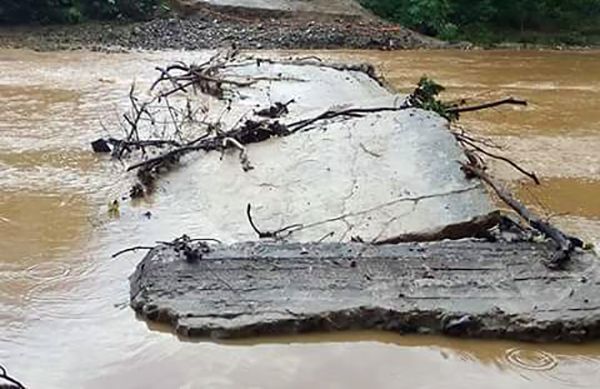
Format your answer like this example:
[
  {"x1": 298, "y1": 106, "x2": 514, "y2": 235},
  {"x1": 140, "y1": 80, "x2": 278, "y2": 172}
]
[
  {"x1": 129, "y1": 240, "x2": 600, "y2": 343},
  {"x1": 133, "y1": 302, "x2": 600, "y2": 344}
]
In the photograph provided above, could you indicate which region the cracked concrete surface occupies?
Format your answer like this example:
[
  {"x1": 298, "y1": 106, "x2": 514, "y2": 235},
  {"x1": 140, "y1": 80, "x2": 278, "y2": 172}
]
[{"x1": 157, "y1": 57, "x2": 493, "y2": 243}]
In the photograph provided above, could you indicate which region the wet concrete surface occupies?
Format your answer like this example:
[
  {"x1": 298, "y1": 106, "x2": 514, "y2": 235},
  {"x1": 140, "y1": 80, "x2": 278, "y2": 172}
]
[
  {"x1": 138, "y1": 56, "x2": 494, "y2": 243},
  {"x1": 131, "y1": 240, "x2": 600, "y2": 342}
]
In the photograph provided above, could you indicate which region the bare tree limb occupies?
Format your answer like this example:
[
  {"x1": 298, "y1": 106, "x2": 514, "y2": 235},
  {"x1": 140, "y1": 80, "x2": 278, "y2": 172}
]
[
  {"x1": 448, "y1": 97, "x2": 527, "y2": 114},
  {"x1": 456, "y1": 135, "x2": 540, "y2": 185},
  {"x1": 461, "y1": 163, "x2": 575, "y2": 269},
  {"x1": 112, "y1": 246, "x2": 154, "y2": 259}
]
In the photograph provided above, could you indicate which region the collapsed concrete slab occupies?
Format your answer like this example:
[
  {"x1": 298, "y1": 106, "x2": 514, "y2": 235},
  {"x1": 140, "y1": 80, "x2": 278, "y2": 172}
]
[
  {"x1": 122, "y1": 55, "x2": 597, "y2": 342},
  {"x1": 135, "y1": 57, "x2": 494, "y2": 243},
  {"x1": 130, "y1": 241, "x2": 600, "y2": 342}
]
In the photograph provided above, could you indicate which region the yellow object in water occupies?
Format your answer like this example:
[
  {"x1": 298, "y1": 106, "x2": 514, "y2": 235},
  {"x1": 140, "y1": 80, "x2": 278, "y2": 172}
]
[{"x1": 108, "y1": 199, "x2": 120, "y2": 218}]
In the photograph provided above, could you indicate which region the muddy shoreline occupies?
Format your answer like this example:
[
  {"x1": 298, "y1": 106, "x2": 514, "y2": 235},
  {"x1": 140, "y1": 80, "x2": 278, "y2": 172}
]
[{"x1": 0, "y1": 9, "x2": 444, "y2": 52}]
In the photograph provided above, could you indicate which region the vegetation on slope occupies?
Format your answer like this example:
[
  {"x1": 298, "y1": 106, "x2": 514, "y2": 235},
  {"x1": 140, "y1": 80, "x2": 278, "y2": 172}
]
[
  {"x1": 360, "y1": 0, "x2": 600, "y2": 45},
  {"x1": 0, "y1": 0, "x2": 165, "y2": 24}
]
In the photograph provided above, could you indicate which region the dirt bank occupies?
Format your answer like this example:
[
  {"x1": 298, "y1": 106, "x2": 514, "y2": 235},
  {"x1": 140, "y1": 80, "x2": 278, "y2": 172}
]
[{"x1": 0, "y1": 3, "x2": 444, "y2": 51}]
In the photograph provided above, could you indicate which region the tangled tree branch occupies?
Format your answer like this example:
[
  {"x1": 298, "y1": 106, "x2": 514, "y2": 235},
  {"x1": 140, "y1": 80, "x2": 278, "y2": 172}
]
[
  {"x1": 461, "y1": 163, "x2": 579, "y2": 269},
  {"x1": 93, "y1": 56, "x2": 540, "y2": 199},
  {"x1": 454, "y1": 133, "x2": 540, "y2": 184},
  {"x1": 246, "y1": 203, "x2": 302, "y2": 239}
]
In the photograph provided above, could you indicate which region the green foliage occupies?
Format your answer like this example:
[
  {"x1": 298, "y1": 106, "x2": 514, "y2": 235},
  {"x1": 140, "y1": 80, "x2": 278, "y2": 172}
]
[
  {"x1": 0, "y1": 0, "x2": 162, "y2": 24},
  {"x1": 409, "y1": 77, "x2": 457, "y2": 120},
  {"x1": 361, "y1": 0, "x2": 600, "y2": 44}
]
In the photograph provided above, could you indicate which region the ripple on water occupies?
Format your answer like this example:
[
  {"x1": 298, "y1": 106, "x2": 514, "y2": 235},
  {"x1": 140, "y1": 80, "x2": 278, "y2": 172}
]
[
  {"x1": 545, "y1": 355, "x2": 600, "y2": 387},
  {"x1": 24, "y1": 261, "x2": 72, "y2": 282},
  {"x1": 505, "y1": 348, "x2": 559, "y2": 371},
  {"x1": 505, "y1": 348, "x2": 600, "y2": 388}
]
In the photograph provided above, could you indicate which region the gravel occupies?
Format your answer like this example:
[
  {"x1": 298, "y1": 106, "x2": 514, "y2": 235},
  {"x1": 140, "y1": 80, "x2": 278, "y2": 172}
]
[{"x1": 0, "y1": 11, "x2": 445, "y2": 52}]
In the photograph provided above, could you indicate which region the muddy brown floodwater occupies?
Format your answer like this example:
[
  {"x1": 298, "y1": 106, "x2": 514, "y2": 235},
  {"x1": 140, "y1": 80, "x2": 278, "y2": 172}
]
[{"x1": 1, "y1": 48, "x2": 599, "y2": 388}]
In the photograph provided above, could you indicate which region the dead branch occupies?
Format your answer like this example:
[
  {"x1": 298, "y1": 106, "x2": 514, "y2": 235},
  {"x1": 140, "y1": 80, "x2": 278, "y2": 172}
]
[
  {"x1": 456, "y1": 134, "x2": 540, "y2": 184},
  {"x1": 150, "y1": 52, "x2": 259, "y2": 100},
  {"x1": 0, "y1": 364, "x2": 25, "y2": 389},
  {"x1": 112, "y1": 246, "x2": 155, "y2": 258},
  {"x1": 222, "y1": 137, "x2": 253, "y2": 171},
  {"x1": 451, "y1": 127, "x2": 504, "y2": 150},
  {"x1": 448, "y1": 97, "x2": 527, "y2": 114},
  {"x1": 126, "y1": 119, "x2": 289, "y2": 173},
  {"x1": 255, "y1": 99, "x2": 295, "y2": 118},
  {"x1": 461, "y1": 163, "x2": 576, "y2": 269},
  {"x1": 288, "y1": 106, "x2": 407, "y2": 133},
  {"x1": 246, "y1": 203, "x2": 302, "y2": 239}
]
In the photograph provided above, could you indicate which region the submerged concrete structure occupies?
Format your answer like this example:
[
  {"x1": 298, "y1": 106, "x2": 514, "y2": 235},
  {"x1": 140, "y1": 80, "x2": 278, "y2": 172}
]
[
  {"x1": 131, "y1": 241, "x2": 599, "y2": 342},
  {"x1": 155, "y1": 57, "x2": 494, "y2": 243},
  {"x1": 128, "y1": 56, "x2": 598, "y2": 341}
]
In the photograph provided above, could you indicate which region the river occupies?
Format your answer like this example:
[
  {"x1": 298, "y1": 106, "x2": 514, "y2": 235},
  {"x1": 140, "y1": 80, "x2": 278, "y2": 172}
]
[{"x1": 0, "y1": 49, "x2": 599, "y2": 388}]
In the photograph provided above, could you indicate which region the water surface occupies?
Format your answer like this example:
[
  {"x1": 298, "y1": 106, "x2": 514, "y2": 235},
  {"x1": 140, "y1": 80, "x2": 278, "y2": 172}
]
[{"x1": 0, "y1": 48, "x2": 599, "y2": 388}]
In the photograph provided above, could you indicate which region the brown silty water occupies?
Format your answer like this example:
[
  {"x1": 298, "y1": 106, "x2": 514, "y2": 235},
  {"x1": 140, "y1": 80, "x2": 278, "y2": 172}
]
[{"x1": 0, "y1": 48, "x2": 599, "y2": 388}]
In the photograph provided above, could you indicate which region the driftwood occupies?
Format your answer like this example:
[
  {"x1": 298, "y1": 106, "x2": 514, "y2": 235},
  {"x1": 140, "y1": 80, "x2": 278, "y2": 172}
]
[
  {"x1": 119, "y1": 99, "x2": 536, "y2": 196},
  {"x1": 461, "y1": 163, "x2": 578, "y2": 268},
  {"x1": 448, "y1": 97, "x2": 527, "y2": 114},
  {"x1": 112, "y1": 246, "x2": 155, "y2": 259},
  {"x1": 113, "y1": 235, "x2": 221, "y2": 260}
]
